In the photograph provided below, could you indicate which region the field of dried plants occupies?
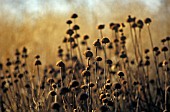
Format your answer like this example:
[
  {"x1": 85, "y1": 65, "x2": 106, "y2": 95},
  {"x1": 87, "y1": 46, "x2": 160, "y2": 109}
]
[{"x1": 0, "y1": 13, "x2": 170, "y2": 112}]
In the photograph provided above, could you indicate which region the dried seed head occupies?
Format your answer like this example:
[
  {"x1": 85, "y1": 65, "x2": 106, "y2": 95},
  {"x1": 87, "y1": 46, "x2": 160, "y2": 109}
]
[
  {"x1": 52, "y1": 83, "x2": 57, "y2": 89},
  {"x1": 95, "y1": 56, "x2": 102, "y2": 61},
  {"x1": 166, "y1": 36, "x2": 170, "y2": 41},
  {"x1": 105, "y1": 83, "x2": 112, "y2": 90},
  {"x1": 137, "y1": 19, "x2": 144, "y2": 29},
  {"x1": 51, "y1": 102, "x2": 60, "y2": 111},
  {"x1": 89, "y1": 82, "x2": 95, "y2": 88},
  {"x1": 101, "y1": 37, "x2": 110, "y2": 44},
  {"x1": 106, "y1": 59, "x2": 112, "y2": 65},
  {"x1": 126, "y1": 15, "x2": 133, "y2": 23},
  {"x1": 35, "y1": 60, "x2": 41, "y2": 66},
  {"x1": 84, "y1": 50, "x2": 93, "y2": 58},
  {"x1": 99, "y1": 94, "x2": 106, "y2": 100},
  {"x1": 18, "y1": 73, "x2": 23, "y2": 79},
  {"x1": 153, "y1": 46, "x2": 159, "y2": 52},
  {"x1": 74, "y1": 33, "x2": 80, "y2": 39},
  {"x1": 144, "y1": 49, "x2": 149, "y2": 54},
  {"x1": 56, "y1": 60, "x2": 65, "y2": 68},
  {"x1": 93, "y1": 39, "x2": 101, "y2": 47},
  {"x1": 113, "y1": 82, "x2": 121, "y2": 89},
  {"x1": 144, "y1": 18, "x2": 152, "y2": 24},
  {"x1": 79, "y1": 92, "x2": 88, "y2": 101},
  {"x1": 63, "y1": 37, "x2": 67, "y2": 43},
  {"x1": 81, "y1": 70, "x2": 91, "y2": 77},
  {"x1": 117, "y1": 71, "x2": 124, "y2": 78},
  {"x1": 49, "y1": 90, "x2": 57, "y2": 96},
  {"x1": 66, "y1": 20, "x2": 72, "y2": 25},
  {"x1": 47, "y1": 78, "x2": 55, "y2": 84},
  {"x1": 107, "y1": 42, "x2": 113, "y2": 49},
  {"x1": 83, "y1": 35, "x2": 89, "y2": 40},
  {"x1": 59, "y1": 87, "x2": 70, "y2": 95},
  {"x1": 69, "y1": 80, "x2": 79, "y2": 88},
  {"x1": 98, "y1": 24, "x2": 105, "y2": 30},
  {"x1": 80, "y1": 84, "x2": 88, "y2": 90},
  {"x1": 73, "y1": 24, "x2": 80, "y2": 30},
  {"x1": 162, "y1": 46, "x2": 168, "y2": 52},
  {"x1": 109, "y1": 22, "x2": 115, "y2": 29},
  {"x1": 35, "y1": 55, "x2": 40, "y2": 59},
  {"x1": 132, "y1": 22, "x2": 137, "y2": 28},
  {"x1": 66, "y1": 29, "x2": 74, "y2": 36},
  {"x1": 71, "y1": 13, "x2": 78, "y2": 19}
]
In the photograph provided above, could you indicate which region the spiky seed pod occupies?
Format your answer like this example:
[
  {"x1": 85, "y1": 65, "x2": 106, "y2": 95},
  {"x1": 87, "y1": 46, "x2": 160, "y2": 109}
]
[
  {"x1": 51, "y1": 102, "x2": 60, "y2": 111},
  {"x1": 113, "y1": 82, "x2": 121, "y2": 89},
  {"x1": 71, "y1": 13, "x2": 78, "y2": 19},
  {"x1": 49, "y1": 90, "x2": 57, "y2": 96},
  {"x1": 81, "y1": 70, "x2": 91, "y2": 77},
  {"x1": 66, "y1": 20, "x2": 72, "y2": 25},
  {"x1": 79, "y1": 92, "x2": 88, "y2": 101},
  {"x1": 69, "y1": 80, "x2": 79, "y2": 88},
  {"x1": 93, "y1": 39, "x2": 101, "y2": 47},
  {"x1": 98, "y1": 24, "x2": 105, "y2": 30},
  {"x1": 35, "y1": 60, "x2": 41, "y2": 66},
  {"x1": 117, "y1": 71, "x2": 124, "y2": 78},
  {"x1": 66, "y1": 29, "x2": 74, "y2": 36},
  {"x1": 162, "y1": 46, "x2": 168, "y2": 52},
  {"x1": 56, "y1": 60, "x2": 65, "y2": 68},
  {"x1": 84, "y1": 50, "x2": 93, "y2": 58},
  {"x1": 73, "y1": 24, "x2": 80, "y2": 30},
  {"x1": 95, "y1": 56, "x2": 102, "y2": 61},
  {"x1": 144, "y1": 18, "x2": 152, "y2": 24},
  {"x1": 59, "y1": 87, "x2": 70, "y2": 95},
  {"x1": 101, "y1": 37, "x2": 110, "y2": 44}
]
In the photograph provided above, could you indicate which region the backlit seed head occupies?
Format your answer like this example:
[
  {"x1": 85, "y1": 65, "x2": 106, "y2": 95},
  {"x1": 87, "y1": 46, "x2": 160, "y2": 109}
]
[
  {"x1": 47, "y1": 78, "x2": 55, "y2": 84},
  {"x1": 117, "y1": 71, "x2": 124, "y2": 77},
  {"x1": 101, "y1": 37, "x2": 110, "y2": 44},
  {"x1": 66, "y1": 29, "x2": 74, "y2": 36},
  {"x1": 98, "y1": 24, "x2": 105, "y2": 30},
  {"x1": 79, "y1": 92, "x2": 88, "y2": 101},
  {"x1": 126, "y1": 15, "x2": 133, "y2": 23},
  {"x1": 89, "y1": 82, "x2": 95, "y2": 88},
  {"x1": 66, "y1": 20, "x2": 72, "y2": 25},
  {"x1": 95, "y1": 56, "x2": 102, "y2": 61},
  {"x1": 56, "y1": 60, "x2": 65, "y2": 68},
  {"x1": 71, "y1": 13, "x2": 78, "y2": 19},
  {"x1": 51, "y1": 102, "x2": 60, "y2": 111},
  {"x1": 73, "y1": 24, "x2": 80, "y2": 30},
  {"x1": 144, "y1": 49, "x2": 149, "y2": 54},
  {"x1": 144, "y1": 18, "x2": 152, "y2": 24},
  {"x1": 59, "y1": 87, "x2": 70, "y2": 95},
  {"x1": 84, "y1": 50, "x2": 93, "y2": 58},
  {"x1": 106, "y1": 59, "x2": 112, "y2": 65},
  {"x1": 81, "y1": 70, "x2": 91, "y2": 77},
  {"x1": 74, "y1": 34, "x2": 80, "y2": 39},
  {"x1": 113, "y1": 82, "x2": 121, "y2": 89},
  {"x1": 49, "y1": 90, "x2": 57, "y2": 96},
  {"x1": 93, "y1": 39, "x2": 101, "y2": 47}
]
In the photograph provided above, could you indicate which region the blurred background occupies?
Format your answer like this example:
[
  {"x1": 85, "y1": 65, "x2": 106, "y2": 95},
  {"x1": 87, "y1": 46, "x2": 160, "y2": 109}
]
[{"x1": 0, "y1": 0, "x2": 169, "y2": 66}]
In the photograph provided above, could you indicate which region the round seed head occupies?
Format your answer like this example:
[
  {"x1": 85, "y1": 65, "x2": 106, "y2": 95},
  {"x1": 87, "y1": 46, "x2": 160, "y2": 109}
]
[
  {"x1": 49, "y1": 90, "x2": 57, "y2": 96},
  {"x1": 153, "y1": 47, "x2": 159, "y2": 52},
  {"x1": 105, "y1": 83, "x2": 112, "y2": 90},
  {"x1": 18, "y1": 73, "x2": 23, "y2": 79},
  {"x1": 84, "y1": 50, "x2": 93, "y2": 58},
  {"x1": 144, "y1": 49, "x2": 149, "y2": 54},
  {"x1": 109, "y1": 22, "x2": 115, "y2": 29},
  {"x1": 106, "y1": 59, "x2": 112, "y2": 65},
  {"x1": 68, "y1": 37, "x2": 74, "y2": 42},
  {"x1": 101, "y1": 37, "x2": 110, "y2": 44},
  {"x1": 83, "y1": 35, "x2": 89, "y2": 40},
  {"x1": 66, "y1": 20, "x2": 72, "y2": 25},
  {"x1": 107, "y1": 42, "x2": 113, "y2": 49},
  {"x1": 79, "y1": 92, "x2": 88, "y2": 101},
  {"x1": 117, "y1": 71, "x2": 124, "y2": 77},
  {"x1": 113, "y1": 82, "x2": 121, "y2": 89},
  {"x1": 120, "y1": 35, "x2": 126, "y2": 41},
  {"x1": 144, "y1": 18, "x2": 152, "y2": 24},
  {"x1": 22, "y1": 47, "x2": 27, "y2": 53},
  {"x1": 63, "y1": 37, "x2": 67, "y2": 43},
  {"x1": 52, "y1": 83, "x2": 57, "y2": 89},
  {"x1": 81, "y1": 70, "x2": 91, "y2": 77},
  {"x1": 51, "y1": 102, "x2": 60, "y2": 111},
  {"x1": 73, "y1": 24, "x2": 80, "y2": 30},
  {"x1": 126, "y1": 15, "x2": 133, "y2": 23},
  {"x1": 95, "y1": 56, "x2": 102, "y2": 61},
  {"x1": 56, "y1": 60, "x2": 65, "y2": 68},
  {"x1": 93, "y1": 39, "x2": 101, "y2": 47},
  {"x1": 99, "y1": 94, "x2": 106, "y2": 100},
  {"x1": 66, "y1": 29, "x2": 74, "y2": 36},
  {"x1": 69, "y1": 80, "x2": 79, "y2": 88},
  {"x1": 89, "y1": 82, "x2": 95, "y2": 88},
  {"x1": 98, "y1": 24, "x2": 105, "y2": 30},
  {"x1": 162, "y1": 46, "x2": 168, "y2": 52},
  {"x1": 35, "y1": 60, "x2": 41, "y2": 66},
  {"x1": 137, "y1": 19, "x2": 144, "y2": 29},
  {"x1": 74, "y1": 33, "x2": 80, "y2": 39},
  {"x1": 59, "y1": 87, "x2": 70, "y2": 95},
  {"x1": 132, "y1": 22, "x2": 137, "y2": 28},
  {"x1": 47, "y1": 78, "x2": 55, "y2": 84},
  {"x1": 71, "y1": 13, "x2": 78, "y2": 19},
  {"x1": 35, "y1": 55, "x2": 40, "y2": 59}
]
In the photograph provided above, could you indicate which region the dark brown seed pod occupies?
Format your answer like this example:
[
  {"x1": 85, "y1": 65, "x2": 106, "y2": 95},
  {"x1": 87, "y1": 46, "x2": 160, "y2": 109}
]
[
  {"x1": 71, "y1": 13, "x2": 78, "y2": 19},
  {"x1": 105, "y1": 83, "x2": 112, "y2": 90},
  {"x1": 120, "y1": 35, "x2": 126, "y2": 41},
  {"x1": 144, "y1": 49, "x2": 149, "y2": 54},
  {"x1": 66, "y1": 20, "x2": 72, "y2": 25},
  {"x1": 113, "y1": 82, "x2": 121, "y2": 89},
  {"x1": 56, "y1": 60, "x2": 65, "y2": 68},
  {"x1": 83, "y1": 35, "x2": 89, "y2": 40},
  {"x1": 73, "y1": 24, "x2": 80, "y2": 30},
  {"x1": 102, "y1": 98, "x2": 108, "y2": 103},
  {"x1": 59, "y1": 87, "x2": 70, "y2": 95},
  {"x1": 162, "y1": 46, "x2": 168, "y2": 52},
  {"x1": 69, "y1": 80, "x2": 79, "y2": 88},
  {"x1": 51, "y1": 102, "x2": 60, "y2": 111},
  {"x1": 35, "y1": 55, "x2": 40, "y2": 59},
  {"x1": 74, "y1": 34, "x2": 80, "y2": 39},
  {"x1": 101, "y1": 37, "x2": 110, "y2": 44},
  {"x1": 81, "y1": 70, "x2": 91, "y2": 77},
  {"x1": 133, "y1": 81, "x2": 139, "y2": 86},
  {"x1": 66, "y1": 29, "x2": 74, "y2": 36},
  {"x1": 89, "y1": 82, "x2": 95, "y2": 88},
  {"x1": 18, "y1": 73, "x2": 23, "y2": 79},
  {"x1": 161, "y1": 39, "x2": 166, "y2": 43},
  {"x1": 35, "y1": 60, "x2": 41, "y2": 66},
  {"x1": 52, "y1": 83, "x2": 57, "y2": 89},
  {"x1": 106, "y1": 59, "x2": 112, "y2": 65},
  {"x1": 98, "y1": 24, "x2": 105, "y2": 30},
  {"x1": 80, "y1": 84, "x2": 88, "y2": 90},
  {"x1": 144, "y1": 18, "x2": 152, "y2": 24},
  {"x1": 49, "y1": 90, "x2": 57, "y2": 96},
  {"x1": 117, "y1": 71, "x2": 124, "y2": 78},
  {"x1": 109, "y1": 22, "x2": 115, "y2": 29},
  {"x1": 79, "y1": 92, "x2": 88, "y2": 101},
  {"x1": 47, "y1": 78, "x2": 55, "y2": 84},
  {"x1": 166, "y1": 36, "x2": 170, "y2": 41},
  {"x1": 137, "y1": 19, "x2": 144, "y2": 29},
  {"x1": 63, "y1": 37, "x2": 67, "y2": 43},
  {"x1": 153, "y1": 46, "x2": 159, "y2": 52},
  {"x1": 132, "y1": 22, "x2": 137, "y2": 28},
  {"x1": 95, "y1": 56, "x2": 102, "y2": 61},
  {"x1": 107, "y1": 42, "x2": 113, "y2": 49},
  {"x1": 84, "y1": 50, "x2": 93, "y2": 58},
  {"x1": 93, "y1": 39, "x2": 101, "y2": 47},
  {"x1": 126, "y1": 15, "x2": 133, "y2": 23}
]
